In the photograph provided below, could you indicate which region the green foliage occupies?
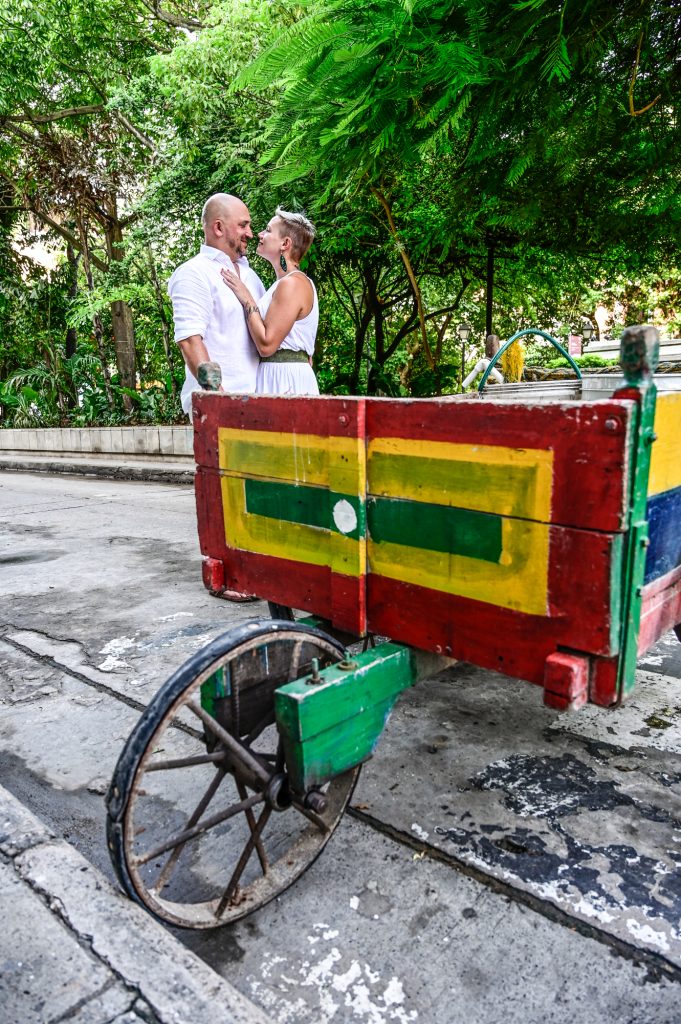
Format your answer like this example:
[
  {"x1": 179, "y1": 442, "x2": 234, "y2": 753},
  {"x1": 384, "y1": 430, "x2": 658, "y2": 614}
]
[{"x1": 1, "y1": 0, "x2": 680, "y2": 423}]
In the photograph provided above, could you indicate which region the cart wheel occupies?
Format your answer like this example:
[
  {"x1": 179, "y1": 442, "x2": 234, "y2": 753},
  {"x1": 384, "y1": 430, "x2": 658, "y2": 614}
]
[{"x1": 106, "y1": 619, "x2": 359, "y2": 929}]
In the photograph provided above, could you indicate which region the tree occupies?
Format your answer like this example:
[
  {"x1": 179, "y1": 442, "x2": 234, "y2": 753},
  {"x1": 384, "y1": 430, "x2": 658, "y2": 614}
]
[
  {"x1": 0, "y1": 0, "x2": 204, "y2": 399},
  {"x1": 237, "y1": 0, "x2": 681, "y2": 362}
]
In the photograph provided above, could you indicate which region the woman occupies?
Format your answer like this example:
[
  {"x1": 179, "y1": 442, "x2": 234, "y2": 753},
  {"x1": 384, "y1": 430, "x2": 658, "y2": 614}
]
[{"x1": 220, "y1": 208, "x2": 319, "y2": 395}]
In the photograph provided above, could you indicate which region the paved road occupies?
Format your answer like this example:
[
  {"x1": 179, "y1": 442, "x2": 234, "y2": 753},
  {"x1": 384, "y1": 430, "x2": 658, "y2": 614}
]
[{"x1": 2, "y1": 471, "x2": 681, "y2": 1024}]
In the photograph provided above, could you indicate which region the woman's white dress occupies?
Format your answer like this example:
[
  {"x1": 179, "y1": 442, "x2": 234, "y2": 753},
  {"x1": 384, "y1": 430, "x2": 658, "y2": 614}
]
[{"x1": 255, "y1": 272, "x2": 320, "y2": 395}]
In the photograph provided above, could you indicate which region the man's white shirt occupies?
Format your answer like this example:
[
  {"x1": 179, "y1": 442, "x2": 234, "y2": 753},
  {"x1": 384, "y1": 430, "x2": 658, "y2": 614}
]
[{"x1": 168, "y1": 244, "x2": 266, "y2": 414}]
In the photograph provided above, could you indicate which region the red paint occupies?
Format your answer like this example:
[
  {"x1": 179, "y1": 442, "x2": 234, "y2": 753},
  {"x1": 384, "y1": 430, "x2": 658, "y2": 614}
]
[
  {"x1": 547, "y1": 526, "x2": 620, "y2": 655},
  {"x1": 216, "y1": 547, "x2": 366, "y2": 635},
  {"x1": 638, "y1": 564, "x2": 681, "y2": 653},
  {"x1": 543, "y1": 652, "x2": 589, "y2": 709},
  {"x1": 544, "y1": 690, "x2": 588, "y2": 712},
  {"x1": 194, "y1": 469, "x2": 227, "y2": 557},
  {"x1": 589, "y1": 656, "x2": 619, "y2": 707},
  {"x1": 367, "y1": 398, "x2": 633, "y2": 531},
  {"x1": 193, "y1": 393, "x2": 366, "y2": 470},
  {"x1": 368, "y1": 575, "x2": 569, "y2": 686},
  {"x1": 201, "y1": 557, "x2": 225, "y2": 594}
]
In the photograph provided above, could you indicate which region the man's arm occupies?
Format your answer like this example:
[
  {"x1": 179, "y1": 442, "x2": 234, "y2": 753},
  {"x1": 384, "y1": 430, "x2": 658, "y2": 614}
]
[
  {"x1": 177, "y1": 334, "x2": 213, "y2": 380},
  {"x1": 168, "y1": 264, "x2": 212, "y2": 366}
]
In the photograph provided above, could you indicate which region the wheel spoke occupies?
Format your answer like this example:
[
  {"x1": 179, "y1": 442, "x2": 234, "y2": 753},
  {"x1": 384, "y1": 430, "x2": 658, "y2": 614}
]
[
  {"x1": 151, "y1": 767, "x2": 227, "y2": 893},
  {"x1": 244, "y1": 707, "x2": 275, "y2": 745},
  {"x1": 288, "y1": 639, "x2": 305, "y2": 681},
  {"x1": 133, "y1": 791, "x2": 264, "y2": 867},
  {"x1": 236, "y1": 780, "x2": 269, "y2": 875},
  {"x1": 216, "y1": 805, "x2": 273, "y2": 918},
  {"x1": 228, "y1": 660, "x2": 240, "y2": 737},
  {"x1": 187, "y1": 699, "x2": 272, "y2": 787},
  {"x1": 146, "y1": 751, "x2": 225, "y2": 772}
]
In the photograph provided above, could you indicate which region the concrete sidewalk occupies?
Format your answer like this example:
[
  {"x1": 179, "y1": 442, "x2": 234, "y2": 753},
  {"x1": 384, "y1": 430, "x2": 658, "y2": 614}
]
[{"x1": 0, "y1": 785, "x2": 273, "y2": 1024}]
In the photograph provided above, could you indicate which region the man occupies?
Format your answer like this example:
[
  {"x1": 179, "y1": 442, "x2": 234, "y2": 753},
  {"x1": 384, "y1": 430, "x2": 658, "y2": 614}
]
[
  {"x1": 169, "y1": 192, "x2": 266, "y2": 417},
  {"x1": 169, "y1": 193, "x2": 265, "y2": 602}
]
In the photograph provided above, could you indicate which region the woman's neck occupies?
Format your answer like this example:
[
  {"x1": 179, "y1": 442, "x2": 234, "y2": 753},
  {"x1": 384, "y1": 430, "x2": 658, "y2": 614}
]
[{"x1": 273, "y1": 260, "x2": 300, "y2": 280}]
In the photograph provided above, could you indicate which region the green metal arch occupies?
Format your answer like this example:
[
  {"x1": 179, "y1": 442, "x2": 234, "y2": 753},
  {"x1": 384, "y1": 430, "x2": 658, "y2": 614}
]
[{"x1": 477, "y1": 328, "x2": 583, "y2": 392}]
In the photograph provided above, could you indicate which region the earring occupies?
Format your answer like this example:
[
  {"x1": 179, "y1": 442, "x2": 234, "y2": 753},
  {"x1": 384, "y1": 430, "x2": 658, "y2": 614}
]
[{"x1": 279, "y1": 251, "x2": 288, "y2": 272}]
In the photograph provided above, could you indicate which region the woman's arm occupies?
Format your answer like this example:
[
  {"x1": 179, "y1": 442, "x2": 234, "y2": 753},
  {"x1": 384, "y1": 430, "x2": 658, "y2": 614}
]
[{"x1": 221, "y1": 269, "x2": 312, "y2": 357}]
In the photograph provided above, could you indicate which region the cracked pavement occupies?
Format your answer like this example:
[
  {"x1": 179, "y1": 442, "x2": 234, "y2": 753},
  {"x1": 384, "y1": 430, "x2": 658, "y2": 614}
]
[{"x1": 1, "y1": 471, "x2": 681, "y2": 1024}]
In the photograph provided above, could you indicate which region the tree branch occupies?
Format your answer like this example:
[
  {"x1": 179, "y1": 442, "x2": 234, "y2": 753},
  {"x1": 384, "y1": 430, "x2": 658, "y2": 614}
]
[
  {"x1": 1, "y1": 120, "x2": 41, "y2": 146},
  {"x1": 6, "y1": 104, "x2": 105, "y2": 123},
  {"x1": 370, "y1": 184, "x2": 435, "y2": 370},
  {"x1": 628, "y1": 32, "x2": 661, "y2": 117},
  {"x1": 137, "y1": 0, "x2": 203, "y2": 29},
  {"x1": 113, "y1": 110, "x2": 156, "y2": 153},
  {"x1": 32, "y1": 209, "x2": 108, "y2": 272}
]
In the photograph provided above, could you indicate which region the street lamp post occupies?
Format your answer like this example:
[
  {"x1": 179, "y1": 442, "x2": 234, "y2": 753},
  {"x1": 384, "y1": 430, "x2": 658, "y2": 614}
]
[
  {"x1": 581, "y1": 321, "x2": 595, "y2": 345},
  {"x1": 457, "y1": 323, "x2": 473, "y2": 391}
]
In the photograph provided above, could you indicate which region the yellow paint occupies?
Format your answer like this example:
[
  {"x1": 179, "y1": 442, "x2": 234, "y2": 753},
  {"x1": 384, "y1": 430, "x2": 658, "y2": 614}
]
[
  {"x1": 217, "y1": 426, "x2": 552, "y2": 610},
  {"x1": 368, "y1": 438, "x2": 554, "y2": 522},
  {"x1": 368, "y1": 516, "x2": 550, "y2": 615},
  {"x1": 220, "y1": 477, "x2": 365, "y2": 576},
  {"x1": 218, "y1": 428, "x2": 365, "y2": 496},
  {"x1": 218, "y1": 427, "x2": 365, "y2": 577},
  {"x1": 649, "y1": 393, "x2": 681, "y2": 497}
]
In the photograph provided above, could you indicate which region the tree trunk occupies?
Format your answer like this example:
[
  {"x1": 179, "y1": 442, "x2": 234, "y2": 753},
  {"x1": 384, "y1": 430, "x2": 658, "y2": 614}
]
[
  {"x1": 65, "y1": 242, "x2": 78, "y2": 360},
  {"x1": 104, "y1": 208, "x2": 136, "y2": 406},
  {"x1": 351, "y1": 311, "x2": 373, "y2": 392},
  {"x1": 78, "y1": 219, "x2": 114, "y2": 410},
  {"x1": 111, "y1": 298, "x2": 136, "y2": 396},
  {"x1": 371, "y1": 185, "x2": 436, "y2": 371},
  {"x1": 63, "y1": 241, "x2": 79, "y2": 414}
]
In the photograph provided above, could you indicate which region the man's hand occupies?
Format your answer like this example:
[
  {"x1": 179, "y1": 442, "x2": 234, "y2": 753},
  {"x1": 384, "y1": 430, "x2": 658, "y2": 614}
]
[
  {"x1": 197, "y1": 362, "x2": 223, "y2": 392},
  {"x1": 221, "y1": 268, "x2": 254, "y2": 308}
]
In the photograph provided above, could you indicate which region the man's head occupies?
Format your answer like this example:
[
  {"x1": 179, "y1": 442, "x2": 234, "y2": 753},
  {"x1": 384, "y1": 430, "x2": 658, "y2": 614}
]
[{"x1": 201, "y1": 193, "x2": 253, "y2": 260}]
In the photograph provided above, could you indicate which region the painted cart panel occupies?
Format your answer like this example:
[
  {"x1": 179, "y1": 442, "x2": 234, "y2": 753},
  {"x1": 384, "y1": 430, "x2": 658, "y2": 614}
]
[
  {"x1": 362, "y1": 399, "x2": 634, "y2": 697},
  {"x1": 192, "y1": 388, "x2": 677, "y2": 709},
  {"x1": 194, "y1": 396, "x2": 368, "y2": 634}
]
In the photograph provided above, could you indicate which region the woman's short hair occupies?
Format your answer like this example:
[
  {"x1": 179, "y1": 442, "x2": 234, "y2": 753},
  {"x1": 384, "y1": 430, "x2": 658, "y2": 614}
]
[{"x1": 275, "y1": 208, "x2": 316, "y2": 261}]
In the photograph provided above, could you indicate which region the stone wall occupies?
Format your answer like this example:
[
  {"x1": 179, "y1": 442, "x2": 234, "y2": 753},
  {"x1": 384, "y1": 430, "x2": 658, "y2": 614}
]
[{"x1": 0, "y1": 426, "x2": 194, "y2": 460}]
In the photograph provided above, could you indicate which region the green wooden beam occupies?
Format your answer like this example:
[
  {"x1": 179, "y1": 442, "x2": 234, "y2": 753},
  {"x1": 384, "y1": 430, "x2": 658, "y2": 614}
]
[
  {"x1": 615, "y1": 325, "x2": 659, "y2": 700},
  {"x1": 275, "y1": 642, "x2": 448, "y2": 792}
]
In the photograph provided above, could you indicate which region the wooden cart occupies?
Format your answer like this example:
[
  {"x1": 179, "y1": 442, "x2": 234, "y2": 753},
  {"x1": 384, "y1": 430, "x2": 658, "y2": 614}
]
[{"x1": 107, "y1": 325, "x2": 681, "y2": 929}]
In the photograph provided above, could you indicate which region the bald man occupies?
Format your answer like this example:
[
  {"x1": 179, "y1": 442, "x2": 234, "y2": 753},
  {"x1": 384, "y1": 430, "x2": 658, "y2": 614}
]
[
  {"x1": 169, "y1": 193, "x2": 266, "y2": 417},
  {"x1": 169, "y1": 193, "x2": 266, "y2": 602}
]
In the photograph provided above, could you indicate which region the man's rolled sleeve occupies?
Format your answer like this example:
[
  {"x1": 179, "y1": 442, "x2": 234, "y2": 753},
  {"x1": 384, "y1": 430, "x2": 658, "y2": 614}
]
[{"x1": 168, "y1": 264, "x2": 212, "y2": 343}]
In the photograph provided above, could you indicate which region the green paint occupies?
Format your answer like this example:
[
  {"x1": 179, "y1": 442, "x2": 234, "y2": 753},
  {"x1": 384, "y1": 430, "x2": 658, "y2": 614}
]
[
  {"x1": 275, "y1": 643, "x2": 420, "y2": 792},
  {"x1": 608, "y1": 532, "x2": 624, "y2": 656},
  {"x1": 244, "y1": 479, "x2": 364, "y2": 539},
  {"x1": 616, "y1": 327, "x2": 659, "y2": 700},
  {"x1": 367, "y1": 496, "x2": 502, "y2": 562},
  {"x1": 200, "y1": 666, "x2": 231, "y2": 717}
]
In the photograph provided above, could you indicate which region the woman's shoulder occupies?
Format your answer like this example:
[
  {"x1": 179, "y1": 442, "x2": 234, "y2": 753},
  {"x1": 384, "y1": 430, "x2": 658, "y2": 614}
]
[
  {"x1": 280, "y1": 270, "x2": 313, "y2": 287},
  {"x1": 273, "y1": 272, "x2": 314, "y2": 300}
]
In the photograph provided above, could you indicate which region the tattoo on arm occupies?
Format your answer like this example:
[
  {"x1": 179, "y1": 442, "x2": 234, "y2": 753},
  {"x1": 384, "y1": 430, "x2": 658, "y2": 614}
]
[{"x1": 244, "y1": 303, "x2": 260, "y2": 320}]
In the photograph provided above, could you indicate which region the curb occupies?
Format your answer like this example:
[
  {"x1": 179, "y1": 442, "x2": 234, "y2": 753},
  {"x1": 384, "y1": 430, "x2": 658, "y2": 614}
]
[
  {"x1": 0, "y1": 456, "x2": 194, "y2": 486},
  {"x1": 0, "y1": 785, "x2": 274, "y2": 1024}
]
